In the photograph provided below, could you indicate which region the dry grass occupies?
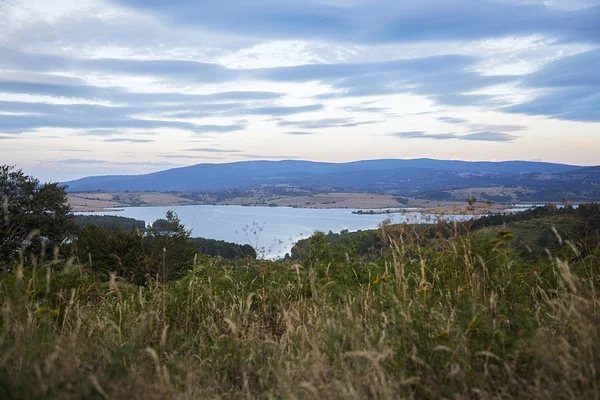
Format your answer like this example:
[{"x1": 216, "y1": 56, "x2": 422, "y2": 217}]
[{"x1": 1, "y1": 224, "x2": 599, "y2": 399}]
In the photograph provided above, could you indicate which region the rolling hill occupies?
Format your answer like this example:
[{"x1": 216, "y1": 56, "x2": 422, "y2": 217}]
[{"x1": 62, "y1": 159, "x2": 599, "y2": 201}]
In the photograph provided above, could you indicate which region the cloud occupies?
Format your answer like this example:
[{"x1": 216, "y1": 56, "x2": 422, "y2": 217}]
[
  {"x1": 241, "y1": 154, "x2": 301, "y2": 159},
  {"x1": 342, "y1": 103, "x2": 390, "y2": 113},
  {"x1": 468, "y1": 124, "x2": 527, "y2": 132},
  {"x1": 0, "y1": 47, "x2": 514, "y2": 109},
  {"x1": 60, "y1": 158, "x2": 108, "y2": 164},
  {"x1": 158, "y1": 154, "x2": 225, "y2": 159},
  {"x1": 115, "y1": 161, "x2": 184, "y2": 167},
  {"x1": 56, "y1": 158, "x2": 184, "y2": 168},
  {"x1": 245, "y1": 104, "x2": 324, "y2": 116},
  {"x1": 79, "y1": 129, "x2": 124, "y2": 137},
  {"x1": 0, "y1": 66, "x2": 283, "y2": 104},
  {"x1": 51, "y1": 148, "x2": 93, "y2": 152},
  {"x1": 0, "y1": 101, "x2": 205, "y2": 133},
  {"x1": 183, "y1": 148, "x2": 243, "y2": 153},
  {"x1": 393, "y1": 131, "x2": 457, "y2": 140},
  {"x1": 438, "y1": 117, "x2": 469, "y2": 124},
  {"x1": 263, "y1": 55, "x2": 512, "y2": 105},
  {"x1": 503, "y1": 50, "x2": 600, "y2": 121},
  {"x1": 0, "y1": 100, "x2": 248, "y2": 134},
  {"x1": 192, "y1": 124, "x2": 246, "y2": 133},
  {"x1": 0, "y1": 7, "x2": 254, "y2": 58},
  {"x1": 429, "y1": 93, "x2": 497, "y2": 106},
  {"x1": 282, "y1": 131, "x2": 315, "y2": 135},
  {"x1": 392, "y1": 130, "x2": 518, "y2": 142},
  {"x1": 463, "y1": 131, "x2": 518, "y2": 142},
  {"x1": 108, "y1": 0, "x2": 600, "y2": 44},
  {"x1": 279, "y1": 118, "x2": 381, "y2": 129},
  {"x1": 102, "y1": 138, "x2": 155, "y2": 143},
  {"x1": 435, "y1": 117, "x2": 527, "y2": 133}
]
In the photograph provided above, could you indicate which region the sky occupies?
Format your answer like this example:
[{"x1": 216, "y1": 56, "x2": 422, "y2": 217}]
[{"x1": 0, "y1": 0, "x2": 598, "y2": 182}]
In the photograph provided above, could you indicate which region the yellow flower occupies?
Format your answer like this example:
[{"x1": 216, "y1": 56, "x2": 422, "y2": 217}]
[{"x1": 497, "y1": 230, "x2": 513, "y2": 240}]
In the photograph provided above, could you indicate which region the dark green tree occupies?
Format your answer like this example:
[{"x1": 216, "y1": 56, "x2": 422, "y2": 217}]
[
  {"x1": 145, "y1": 211, "x2": 196, "y2": 282},
  {"x1": 76, "y1": 224, "x2": 146, "y2": 281},
  {"x1": 0, "y1": 165, "x2": 74, "y2": 263}
]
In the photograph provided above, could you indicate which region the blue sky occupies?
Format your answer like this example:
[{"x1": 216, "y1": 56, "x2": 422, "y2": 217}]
[{"x1": 0, "y1": 0, "x2": 598, "y2": 181}]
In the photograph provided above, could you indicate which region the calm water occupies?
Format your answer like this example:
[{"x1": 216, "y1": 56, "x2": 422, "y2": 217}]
[{"x1": 78, "y1": 205, "x2": 474, "y2": 259}]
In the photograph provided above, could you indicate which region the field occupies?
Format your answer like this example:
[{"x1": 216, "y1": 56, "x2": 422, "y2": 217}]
[
  {"x1": 1, "y1": 207, "x2": 599, "y2": 399},
  {"x1": 68, "y1": 192, "x2": 196, "y2": 212},
  {"x1": 68, "y1": 191, "x2": 413, "y2": 211},
  {"x1": 68, "y1": 190, "x2": 533, "y2": 214}
]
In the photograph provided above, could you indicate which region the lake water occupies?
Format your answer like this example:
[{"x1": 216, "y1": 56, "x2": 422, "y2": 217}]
[{"x1": 78, "y1": 205, "x2": 474, "y2": 259}]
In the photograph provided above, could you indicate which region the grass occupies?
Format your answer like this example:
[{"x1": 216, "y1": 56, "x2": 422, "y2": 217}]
[{"x1": 1, "y1": 221, "x2": 599, "y2": 399}]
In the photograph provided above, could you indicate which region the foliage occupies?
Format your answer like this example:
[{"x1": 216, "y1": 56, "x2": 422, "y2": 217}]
[
  {"x1": 0, "y1": 165, "x2": 74, "y2": 263},
  {"x1": 395, "y1": 196, "x2": 409, "y2": 205},
  {"x1": 294, "y1": 204, "x2": 600, "y2": 263},
  {"x1": 74, "y1": 211, "x2": 255, "y2": 284},
  {"x1": 189, "y1": 237, "x2": 256, "y2": 259},
  {"x1": 75, "y1": 223, "x2": 147, "y2": 281},
  {"x1": 1, "y1": 213, "x2": 599, "y2": 399},
  {"x1": 75, "y1": 215, "x2": 146, "y2": 232},
  {"x1": 469, "y1": 203, "x2": 589, "y2": 229}
]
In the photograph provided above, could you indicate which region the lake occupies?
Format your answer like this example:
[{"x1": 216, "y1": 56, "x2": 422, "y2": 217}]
[{"x1": 78, "y1": 205, "x2": 474, "y2": 259}]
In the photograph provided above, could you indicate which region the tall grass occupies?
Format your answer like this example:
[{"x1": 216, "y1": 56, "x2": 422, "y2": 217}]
[{"x1": 1, "y1": 223, "x2": 599, "y2": 399}]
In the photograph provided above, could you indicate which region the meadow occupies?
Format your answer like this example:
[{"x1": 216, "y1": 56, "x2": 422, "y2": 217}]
[{"x1": 1, "y1": 206, "x2": 599, "y2": 399}]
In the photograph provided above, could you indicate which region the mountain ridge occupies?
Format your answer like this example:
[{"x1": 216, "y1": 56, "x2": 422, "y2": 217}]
[
  {"x1": 65, "y1": 158, "x2": 600, "y2": 199},
  {"x1": 63, "y1": 158, "x2": 584, "y2": 193}
]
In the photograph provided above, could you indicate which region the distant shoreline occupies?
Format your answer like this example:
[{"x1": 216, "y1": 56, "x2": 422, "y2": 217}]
[{"x1": 68, "y1": 191, "x2": 568, "y2": 216}]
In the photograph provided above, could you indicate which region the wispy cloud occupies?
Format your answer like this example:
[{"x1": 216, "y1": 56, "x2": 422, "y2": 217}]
[
  {"x1": 102, "y1": 138, "x2": 155, "y2": 143},
  {"x1": 183, "y1": 148, "x2": 243, "y2": 153},
  {"x1": 279, "y1": 118, "x2": 381, "y2": 129},
  {"x1": 438, "y1": 117, "x2": 469, "y2": 124},
  {"x1": 61, "y1": 158, "x2": 108, "y2": 164},
  {"x1": 468, "y1": 124, "x2": 527, "y2": 132},
  {"x1": 51, "y1": 148, "x2": 92, "y2": 152},
  {"x1": 241, "y1": 154, "x2": 302, "y2": 160},
  {"x1": 158, "y1": 154, "x2": 225, "y2": 160},
  {"x1": 503, "y1": 50, "x2": 600, "y2": 122},
  {"x1": 109, "y1": 0, "x2": 600, "y2": 44},
  {"x1": 393, "y1": 131, "x2": 518, "y2": 142}
]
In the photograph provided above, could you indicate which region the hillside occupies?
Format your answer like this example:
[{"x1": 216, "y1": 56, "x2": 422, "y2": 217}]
[
  {"x1": 63, "y1": 159, "x2": 599, "y2": 202},
  {"x1": 3, "y1": 203, "x2": 599, "y2": 399},
  {"x1": 62, "y1": 158, "x2": 599, "y2": 202},
  {"x1": 292, "y1": 204, "x2": 600, "y2": 261}
]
